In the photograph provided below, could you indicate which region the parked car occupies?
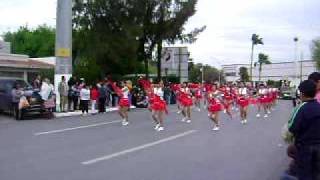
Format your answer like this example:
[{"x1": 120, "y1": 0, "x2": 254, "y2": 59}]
[
  {"x1": 0, "y1": 79, "x2": 54, "y2": 120},
  {"x1": 280, "y1": 86, "x2": 293, "y2": 100}
]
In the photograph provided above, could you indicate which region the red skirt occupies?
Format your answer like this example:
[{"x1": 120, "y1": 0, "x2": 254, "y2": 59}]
[
  {"x1": 181, "y1": 97, "x2": 193, "y2": 106},
  {"x1": 195, "y1": 94, "x2": 202, "y2": 99},
  {"x1": 249, "y1": 97, "x2": 258, "y2": 105},
  {"x1": 238, "y1": 98, "x2": 249, "y2": 107},
  {"x1": 119, "y1": 98, "x2": 130, "y2": 107},
  {"x1": 151, "y1": 99, "x2": 167, "y2": 111},
  {"x1": 208, "y1": 103, "x2": 223, "y2": 112}
]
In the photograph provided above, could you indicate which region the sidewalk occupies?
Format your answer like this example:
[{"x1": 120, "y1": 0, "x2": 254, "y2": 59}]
[{"x1": 54, "y1": 106, "x2": 136, "y2": 118}]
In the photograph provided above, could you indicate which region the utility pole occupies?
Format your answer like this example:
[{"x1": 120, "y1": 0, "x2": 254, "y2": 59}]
[
  {"x1": 55, "y1": 0, "x2": 72, "y2": 111},
  {"x1": 178, "y1": 47, "x2": 181, "y2": 83}
]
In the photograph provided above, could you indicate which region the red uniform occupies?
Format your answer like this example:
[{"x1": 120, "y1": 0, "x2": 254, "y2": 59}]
[
  {"x1": 208, "y1": 97, "x2": 223, "y2": 112},
  {"x1": 180, "y1": 88, "x2": 193, "y2": 107}
]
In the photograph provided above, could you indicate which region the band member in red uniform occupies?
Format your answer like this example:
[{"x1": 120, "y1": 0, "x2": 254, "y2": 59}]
[
  {"x1": 223, "y1": 87, "x2": 233, "y2": 119},
  {"x1": 180, "y1": 82, "x2": 193, "y2": 123},
  {"x1": 194, "y1": 83, "x2": 202, "y2": 112},
  {"x1": 256, "y1": 84, "x2": 269, "y2": 118},
  {"x1": 208, "y1": 87, "x2": 223, "y2": 131},
  {"x1": 238, "y1": 82, "x2": 250, "y2": 124},
  {"x1": 151, "y1": 81, "x2": 167, "y2": 131},
  {"x1": 116, "y1": 81, "x2": 130, "y2": 126}
]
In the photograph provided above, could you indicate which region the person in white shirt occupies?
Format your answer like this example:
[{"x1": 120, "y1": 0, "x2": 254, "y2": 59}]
[
  {"x1": 80, "y1": 84, "x2": 90, "y2": 115},
  {"x1": 118, "y1": 81, "x2": 130, "y2": 126},
  {"x1": 39, "y1": 78, "x2": 53, "y2": 101},
  {"x1": 238, "y1": 82, "x2": 250, "y2": 124},
  {"x1": 256, "y1": 84, "x2": 269, "y2": 118},
  {"x1": 150, "y1": 81, "x2": 167, "y2": 131}
]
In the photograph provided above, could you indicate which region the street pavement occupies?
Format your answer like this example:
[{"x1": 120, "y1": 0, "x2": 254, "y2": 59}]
[{"x1": 0, "y1": 101, "x2": 292, "y2": 180}]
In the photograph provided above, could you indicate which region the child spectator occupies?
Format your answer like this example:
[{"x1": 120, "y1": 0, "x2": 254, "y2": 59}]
[{"x1": 90, "y1": 85, "x2": 99, "y2": 114}]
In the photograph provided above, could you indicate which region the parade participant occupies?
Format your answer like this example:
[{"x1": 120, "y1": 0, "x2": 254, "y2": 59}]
[
  {"x1": 266, "y1": 86, "x2": 273, "y2": 114},
  {"x1": 208, "y1": 86, "x2": 223, "y2": 131},
  {"x1": 256, "y1": 84, "x2": 269, "y2": 118},
  {"x1": 117, "y1": 81, "x2": 130, "y2": 126},
  {"x1": 151, "y1": 81, "x2": 167, "y2": 131},
  {"x1": 222, "y1": 86, "x2": 233, "y2": 119},
  {"x1": 194, "y1": 83, "x2": 202, "y2": 112},
  {"x1": 203, "y1": 83, "x2": 212, "y2": 108},
  {"x1": 180, "y1": 82, "x2": 193, "y2": 123},
  {"x1": 231, "y1": 84, "x2": 239, "y2": 111},
  {"x1": 238, "y1": 82, "x2": 250, "y2": 124},
  {"x1": 271, "y1": 87, "x2": 278, "y2": 110}
]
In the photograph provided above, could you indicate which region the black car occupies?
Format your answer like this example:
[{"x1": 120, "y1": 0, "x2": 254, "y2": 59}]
[{"x1": 0, "y1": 79, "x2": 52, "y2": 120}]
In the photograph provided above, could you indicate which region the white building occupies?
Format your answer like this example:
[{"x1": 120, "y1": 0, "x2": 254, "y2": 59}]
[
  {"x1": 222, "y1": 60, "x2": 317, "y2": 86},
  {"x1": 161, "y1": 47, "x2": 190, "y2": 82}
]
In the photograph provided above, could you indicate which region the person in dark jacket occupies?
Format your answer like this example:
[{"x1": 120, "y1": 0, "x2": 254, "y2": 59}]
[
  {"x1": 98, "y1": 82, "x2": 107, "y2": 113},
  {"x1": 11, "y1": 83, "x2": 24, "y2": 120},
  {"x1": 288, "y1": 80, "x2": 320, "y2": 180}
]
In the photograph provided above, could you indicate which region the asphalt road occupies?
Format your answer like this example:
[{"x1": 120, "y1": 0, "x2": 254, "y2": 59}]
[{"x1": 0, "y1": 101, "x2": 292, "y2": 180}]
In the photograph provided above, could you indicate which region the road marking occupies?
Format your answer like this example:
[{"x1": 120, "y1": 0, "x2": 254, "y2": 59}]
[
  {"x1": 34, "y1": 120, "x2": 122, "y2": 136},
  {"x1": 81, "y1": 130, "x2": 197, "y2": 165}
]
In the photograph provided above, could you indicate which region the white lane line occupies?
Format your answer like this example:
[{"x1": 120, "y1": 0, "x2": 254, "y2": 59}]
[
  {"x1": 34, "y1": 120, "x2": 122, "y2": 136},
  {"x1": 81, "y1": 130, "x2": 197, "y2": 165}
]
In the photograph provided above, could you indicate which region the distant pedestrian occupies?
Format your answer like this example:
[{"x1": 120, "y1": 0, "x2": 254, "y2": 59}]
[
  {"x1": 80, "y1": 84, "x2": 90, "y2": 115},
  {"x1": 72, "y1": 83, "x2": 80, "y2": 111},
  {"x1": 68, "y1": 76, "x2": 77, "y2": 111},
  {"x1": 288, "y1": 80, "x2": 320, "y2": 180},
  {"x1": 90, "y1": 85, "x2": 99, "y2": 114},
  {"x1": 58, "y1": 76, "x2": 68, "y2": 112},
  {"x1": 32, "y1": 75, "x2": 42, "y2": 91},
  {"x1": 98, "y1": 82, "x2": 107, "y2": 113},
  {"x1": 11, "y1": 83, "x2": 24, "y2": 120}
]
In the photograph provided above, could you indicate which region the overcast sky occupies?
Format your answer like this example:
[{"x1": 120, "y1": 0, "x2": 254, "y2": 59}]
[{"x1": 0, "y1": 0, "x2": 319, "y2": 67}]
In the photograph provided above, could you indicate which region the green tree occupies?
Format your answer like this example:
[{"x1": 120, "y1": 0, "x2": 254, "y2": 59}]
[
  {"x1": 250, "y1": 34, "x2": 263, "y2": 81},
  {"x1": 188, "y1": 63, "x2": 221, "y2": 83},
  {"x1": 255, "y1": 53, "x2": 271, "y2": 81},
  {"x1": 312, "y1": 39, "x2": 320, "y2": 70},
  {"x1": 239, "y1": 66, "x2": 249, "y2": 82},
  {"x1": 4, "y1": 25, "x2": 55, "y2": 58},
  {"x1": 73, "y1": 0, "x2": 144, "y2": 77}
]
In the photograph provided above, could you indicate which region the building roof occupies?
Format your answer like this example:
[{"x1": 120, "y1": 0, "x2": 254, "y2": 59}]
[{"x1": 0, "y1": 54, "x2": 54, "y2": 69}]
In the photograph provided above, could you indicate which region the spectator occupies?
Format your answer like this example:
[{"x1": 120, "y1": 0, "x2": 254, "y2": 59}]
[
  {"x1": 98, "y1": 82, "x2": 107, "y2": 113},
  {"x1": 39, "y1": 78, "x2": 53, "y2": 101},
  {"x1": 58, "y1": 76, "x2": 68, "y2": 112},
  {"x1": 308, "y1": 72, "x2": 320, "y2": 103},
  {"x1": 288, "y1": 80, "x2": 320, "y2": 180},
  {"x1": 32, "y1": 75, "x2": 42, "y2": 91},
  {"x1": 80, "y1": 84, "x2": 90, "y2": 116},
  {"x1": 11, "y1": 83, "x2": 24, "y2": 120},
  {"x1": 72, "y1": 83, "x2": 80, "y2": 111},
  {"x1": 68, "y1": 76, "x2": 77, "y2": 111},
  {"x1": 90, "y1": 85, "x2": 99, "y2": 114}
]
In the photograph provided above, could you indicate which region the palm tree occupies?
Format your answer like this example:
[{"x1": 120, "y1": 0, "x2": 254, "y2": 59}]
[
  {"x1": 250, "y1": 34, "x2": 264, "y2": 81},
  {"x1": 255, "y1": 53, "x2": 271, "y2": 81}
]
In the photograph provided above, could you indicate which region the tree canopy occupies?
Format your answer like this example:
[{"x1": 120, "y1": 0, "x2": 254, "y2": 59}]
[
  {"x1": 188, "y1": 63, "x2": 222, "y2": 83},
  {"x1": 4, "y1": 25, "x2": 55, "y2": 58},
  {"x1": 239, "y1": 66, "x2": 249, "y2": 82},
  {"x1": 312, "y1": 39, "x2": 320, "y2": 70}
]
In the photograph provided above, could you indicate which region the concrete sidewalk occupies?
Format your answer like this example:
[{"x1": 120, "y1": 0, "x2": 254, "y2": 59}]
[{"x1": 54, "y1": 106, "x2": 136, "y2": 118}]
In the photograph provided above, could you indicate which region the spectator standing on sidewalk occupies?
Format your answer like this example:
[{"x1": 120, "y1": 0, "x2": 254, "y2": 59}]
[
  {"x1": 288, "y1": 80, "x2": 320, "y2": 180},
  {"x1": 68, "y1": 76, "x2": 77, "y2": 111},
  {"x1": 72, "y1": 82, "x2": 80, "y2": 111},
  {"x1": 80, "y1": 84, "x2": 90, "y2": 116},
  {"x1": 98, "y1": 82, "x2": 107, "y2": 113},
  {"x1": 90, "y1": 85, "x2": 99, "y2": 114},
  {"x1": 58, "y1": 76, "x2": 68, "y2": 112},
  {"x1": 11, "y1": 83, "x2": 24, "y2": 120},
  {"x1": 32, "y1": 75, "x2": 42, "y2": 91}
]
